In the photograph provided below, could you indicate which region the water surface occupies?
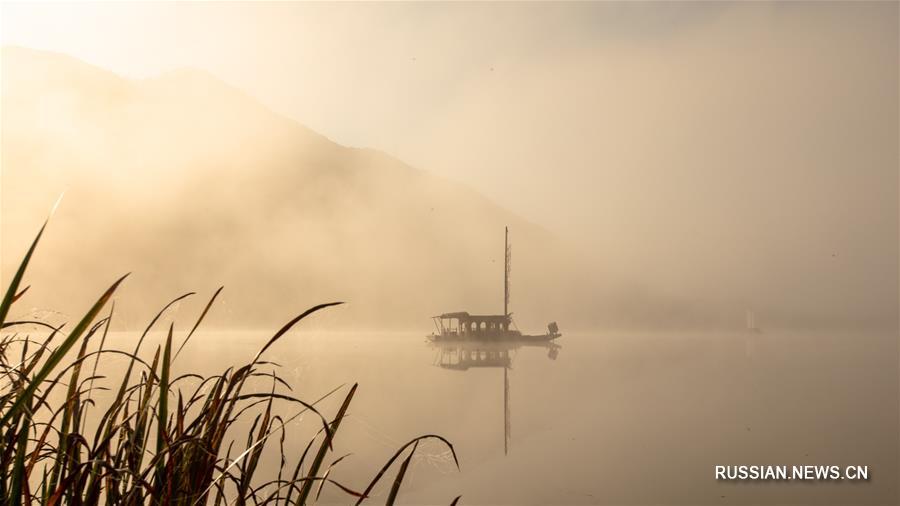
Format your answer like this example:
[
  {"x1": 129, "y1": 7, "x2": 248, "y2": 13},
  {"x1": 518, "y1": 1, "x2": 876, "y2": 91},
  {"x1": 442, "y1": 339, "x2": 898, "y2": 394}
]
[{"x1": 101, "y1": 329, "x2": 897, "y2": 505}]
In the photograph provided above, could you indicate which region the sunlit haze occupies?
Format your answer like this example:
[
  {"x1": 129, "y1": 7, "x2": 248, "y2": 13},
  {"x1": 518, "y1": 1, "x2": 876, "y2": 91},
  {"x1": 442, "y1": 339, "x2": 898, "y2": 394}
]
[
  {"x1": 1, "y1": 3, "x2": 899, "y2": 505},
  {"x1": 1, "y1": 2, "x2": 897, "y2": 331}
]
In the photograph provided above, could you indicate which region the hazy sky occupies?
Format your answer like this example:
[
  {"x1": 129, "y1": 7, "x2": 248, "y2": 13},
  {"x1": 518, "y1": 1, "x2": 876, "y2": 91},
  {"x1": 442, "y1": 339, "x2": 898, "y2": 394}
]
[
  {"x1": 2, "y1": 2, "x2": 897, "y2": 327},
  {"x1": 6, "y1": 2, "x2": 894, "y2": 236}
]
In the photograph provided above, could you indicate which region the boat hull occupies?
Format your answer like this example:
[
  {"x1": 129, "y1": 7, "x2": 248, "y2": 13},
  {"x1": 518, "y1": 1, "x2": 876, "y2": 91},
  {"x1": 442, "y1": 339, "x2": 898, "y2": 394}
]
[{"x1": 427, "y1": 332, "x2": 561, "y2": 343}]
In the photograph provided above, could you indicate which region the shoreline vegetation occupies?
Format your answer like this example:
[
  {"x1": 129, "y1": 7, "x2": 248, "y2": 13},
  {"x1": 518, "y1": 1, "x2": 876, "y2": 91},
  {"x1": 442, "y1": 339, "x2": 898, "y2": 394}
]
[{"x1": 0, "y1": 221, "x2": 459, "y2": 505}]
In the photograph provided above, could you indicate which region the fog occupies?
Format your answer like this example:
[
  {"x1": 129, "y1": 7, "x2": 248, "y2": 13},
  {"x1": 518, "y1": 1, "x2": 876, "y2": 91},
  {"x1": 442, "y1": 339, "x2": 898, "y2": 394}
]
[
  {"x1": 0, "y1": 2, "x2": 896, "y2": 332},
  {"x1": 1, "y1": 5, "x2": 899, "y2": 505}
]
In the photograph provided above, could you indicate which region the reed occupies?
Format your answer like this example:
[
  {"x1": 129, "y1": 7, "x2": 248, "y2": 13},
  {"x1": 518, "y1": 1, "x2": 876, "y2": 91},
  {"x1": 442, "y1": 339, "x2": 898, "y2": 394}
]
[{"x1": 0, "y1": 222, "x2": 458, "y2": 505}]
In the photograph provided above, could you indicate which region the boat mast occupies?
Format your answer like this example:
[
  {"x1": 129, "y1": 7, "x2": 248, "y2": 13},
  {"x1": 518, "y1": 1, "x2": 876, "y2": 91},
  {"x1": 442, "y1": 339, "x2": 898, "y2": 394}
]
[{"x1": 504, "y1": 226, "x2": 510, "y2": 316}]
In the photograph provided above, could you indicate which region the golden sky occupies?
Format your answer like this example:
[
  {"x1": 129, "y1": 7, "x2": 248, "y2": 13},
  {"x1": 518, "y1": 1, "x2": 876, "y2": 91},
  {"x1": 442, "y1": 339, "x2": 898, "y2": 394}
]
[{"x1": 2, "y1": 2, "x2": 897, "y2": 328}]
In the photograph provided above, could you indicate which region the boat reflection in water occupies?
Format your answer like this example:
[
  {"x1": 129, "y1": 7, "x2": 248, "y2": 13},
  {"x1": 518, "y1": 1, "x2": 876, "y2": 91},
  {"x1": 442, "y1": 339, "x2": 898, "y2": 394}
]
[{"x1": 429, "y1": 340, "x2": 561, "y2": 455}]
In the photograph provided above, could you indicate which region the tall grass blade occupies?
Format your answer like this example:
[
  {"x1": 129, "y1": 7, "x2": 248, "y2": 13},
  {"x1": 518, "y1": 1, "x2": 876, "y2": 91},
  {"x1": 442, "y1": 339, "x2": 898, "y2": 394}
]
[
  {"x1": 0, "y1": 273, "x2": 128, "y2": 427},
  {"x1": 155, "y1": 323, "x2": 174, "y2": 491},
  {"x1": 385, "y1": 441, "x2": 418, "y2": 506},
  {"x1": 0, "y1": 222, "x2": 46, "y2": 328},
  {"x1": 11, "y1": 286, "x2": 29, "y2": 304},
  {"x1": 355, "y1": 435, "x2": 458, "y2": 506},
  {"x1": 296, "y1": 383, "x2": 357, "y2": 506},
  {"x1": 9, "y1": 413, "x2": 30, "y2": 506},
  {"x1": 174, "y1": 286, "x2": 223, "y2": 361},
  {"x1": 252, "y1": 302, "x2": 343, "y2": 365}
]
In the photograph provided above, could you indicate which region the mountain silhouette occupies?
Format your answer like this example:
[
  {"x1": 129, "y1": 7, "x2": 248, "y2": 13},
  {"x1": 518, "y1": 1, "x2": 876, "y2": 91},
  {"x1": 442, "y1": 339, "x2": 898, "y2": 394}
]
[{"x1": 1, "y1": 46, "x2": 576, "y2": 329}]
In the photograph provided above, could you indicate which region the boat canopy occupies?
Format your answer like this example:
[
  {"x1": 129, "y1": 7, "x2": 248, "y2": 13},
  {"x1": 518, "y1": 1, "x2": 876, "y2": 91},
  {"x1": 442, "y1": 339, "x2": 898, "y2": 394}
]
[
  {"x1": 432, "y1": 312, "x2": 514, "y2": 336},
  {"x1": 434, "y1": 312, "x2": 509, "y2": 322}
]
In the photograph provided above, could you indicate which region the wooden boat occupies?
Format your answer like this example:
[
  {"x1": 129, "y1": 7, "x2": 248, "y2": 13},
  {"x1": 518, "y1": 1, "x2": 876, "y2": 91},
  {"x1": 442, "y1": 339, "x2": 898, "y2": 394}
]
[{"x1": 428, "y1": 227, "x2": 561, "y2": 343}]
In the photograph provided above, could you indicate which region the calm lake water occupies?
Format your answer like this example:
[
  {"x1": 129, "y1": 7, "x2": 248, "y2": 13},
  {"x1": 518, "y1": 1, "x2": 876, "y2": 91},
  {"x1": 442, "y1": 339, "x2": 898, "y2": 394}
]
[{"x1": 96, "y1": 329, "x2": 896, "y2": 505}]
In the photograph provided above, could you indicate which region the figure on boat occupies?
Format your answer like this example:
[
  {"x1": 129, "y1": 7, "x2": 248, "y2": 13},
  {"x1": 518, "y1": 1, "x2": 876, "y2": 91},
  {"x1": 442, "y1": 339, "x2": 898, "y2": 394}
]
[{"x1": 429, "y1": 227, "x2": 561, "y2": 343}]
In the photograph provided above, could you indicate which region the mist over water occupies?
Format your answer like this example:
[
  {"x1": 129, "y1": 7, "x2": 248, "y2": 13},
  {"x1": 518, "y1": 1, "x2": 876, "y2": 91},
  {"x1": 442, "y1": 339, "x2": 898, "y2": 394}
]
[{"x1": 0, "y1": 2, "x2": 898, "y2": 505}]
